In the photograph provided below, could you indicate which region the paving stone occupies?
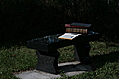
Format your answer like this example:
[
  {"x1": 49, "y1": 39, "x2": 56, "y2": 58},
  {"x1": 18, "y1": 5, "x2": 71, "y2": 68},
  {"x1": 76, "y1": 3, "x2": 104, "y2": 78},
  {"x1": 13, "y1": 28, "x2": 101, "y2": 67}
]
[
  {"x1": 14, "y1": 61, "x2": 92, "y2": 79},
  {"x1": 15, "y1": 70, "x2": 61, "y2": 79}
]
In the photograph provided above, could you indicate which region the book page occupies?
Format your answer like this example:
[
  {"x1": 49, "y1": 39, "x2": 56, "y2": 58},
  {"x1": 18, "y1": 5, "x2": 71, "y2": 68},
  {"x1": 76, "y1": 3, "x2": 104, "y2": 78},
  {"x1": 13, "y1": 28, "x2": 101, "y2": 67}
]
[{"x1": 58, "y1": 33, "x2": 82, "y2": 40}]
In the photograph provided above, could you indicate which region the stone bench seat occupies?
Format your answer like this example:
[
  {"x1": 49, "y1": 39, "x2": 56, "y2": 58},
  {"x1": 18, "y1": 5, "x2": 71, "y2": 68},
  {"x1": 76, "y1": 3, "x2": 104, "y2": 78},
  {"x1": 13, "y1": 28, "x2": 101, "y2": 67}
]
[{"x1": 27, "y1": 31, "x2": 99, "y2": 74}]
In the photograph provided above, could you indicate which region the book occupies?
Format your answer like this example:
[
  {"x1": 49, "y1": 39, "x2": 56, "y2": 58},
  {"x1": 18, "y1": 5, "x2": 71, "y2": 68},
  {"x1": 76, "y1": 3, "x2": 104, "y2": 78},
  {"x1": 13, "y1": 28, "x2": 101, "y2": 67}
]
[
  {"x1": 65, "y1": 24, "x2": 84, "y2": 28},
  {"x1": 58, "y1": 33, "x2": 82, "y2": 40},
  {"x1": 65, "y1": 23, "x2": 91, "y2": 28},
  {"x1": 70, "y1": 22, "x2": 91, "y2": 28},
  {"x1": 65, "y1": 24, "x2": 71, "y2": 27},
  {"x1": 66, "y1": 28, "x2": 88, "y2": 34}
]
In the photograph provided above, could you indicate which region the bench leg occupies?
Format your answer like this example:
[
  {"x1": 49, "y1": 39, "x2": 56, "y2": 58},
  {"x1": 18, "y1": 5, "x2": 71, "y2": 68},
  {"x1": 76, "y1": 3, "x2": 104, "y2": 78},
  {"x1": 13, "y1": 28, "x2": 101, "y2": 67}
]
[
  {"x1": 36, "y1": 50, "x2": 59, "y2": 74},
  {"x1": 74, "y1": 42, "x2": 91, "y2": 64}
]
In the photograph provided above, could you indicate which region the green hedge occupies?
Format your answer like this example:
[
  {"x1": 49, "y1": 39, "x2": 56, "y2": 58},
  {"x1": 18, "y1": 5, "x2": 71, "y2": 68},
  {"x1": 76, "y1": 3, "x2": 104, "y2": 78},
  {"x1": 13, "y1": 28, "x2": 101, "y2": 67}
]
[{"x1": 0, "y1": 0, "x2": 119, "y2": 42}]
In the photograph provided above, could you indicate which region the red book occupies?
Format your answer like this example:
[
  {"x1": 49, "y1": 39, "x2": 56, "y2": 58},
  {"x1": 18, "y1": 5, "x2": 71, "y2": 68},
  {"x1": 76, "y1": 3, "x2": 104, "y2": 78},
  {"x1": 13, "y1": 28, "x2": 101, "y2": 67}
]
[
  {"x1": 65, "y1": 23, "x2": 91, "y2": 28},
  {"x1": 65, "y1": 24, "x2": 71, "y2": 27},
  {"x1": 70, "y1": 25, "x2": 85, "y2": 28},
  {"x1": 65, "y1": 24, "x2": 84, "y2": 28}
]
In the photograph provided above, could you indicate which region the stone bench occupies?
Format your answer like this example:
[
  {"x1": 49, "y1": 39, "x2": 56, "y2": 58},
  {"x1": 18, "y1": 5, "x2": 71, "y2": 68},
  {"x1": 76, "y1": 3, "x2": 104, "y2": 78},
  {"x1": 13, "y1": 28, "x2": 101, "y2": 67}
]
[{"x1": 27, "y1": 31, "x2": 99, "y2": 74}]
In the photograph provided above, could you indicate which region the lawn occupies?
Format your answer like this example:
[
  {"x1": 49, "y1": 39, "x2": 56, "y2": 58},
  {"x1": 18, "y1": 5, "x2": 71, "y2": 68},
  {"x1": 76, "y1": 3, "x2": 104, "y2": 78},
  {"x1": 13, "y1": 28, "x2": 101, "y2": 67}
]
[{"x1": 0, "y1": 39, "x2": 119, "y2": 79}]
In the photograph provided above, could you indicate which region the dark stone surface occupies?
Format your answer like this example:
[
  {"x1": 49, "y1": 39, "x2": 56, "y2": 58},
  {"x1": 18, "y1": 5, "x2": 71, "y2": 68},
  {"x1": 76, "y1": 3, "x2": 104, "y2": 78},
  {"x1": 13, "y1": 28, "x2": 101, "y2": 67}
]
[
  {"x1": 27, "y1": 31, "x2": 99, "y2": 52},
  {"x1": 27, "y1": 31, "x2": 99, "y2": 74},
  {"x1": 36, "y1": 50, "x2": 59, "y2": 74},
  {"x1": 74, "y1": 42, "x2": 91, "y2": 64}
]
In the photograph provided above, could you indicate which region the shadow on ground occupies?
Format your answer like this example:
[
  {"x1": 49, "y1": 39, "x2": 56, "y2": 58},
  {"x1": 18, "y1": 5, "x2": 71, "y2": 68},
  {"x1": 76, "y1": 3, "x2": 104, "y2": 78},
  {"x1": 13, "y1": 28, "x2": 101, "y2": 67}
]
[{"x1": 91, "y1": 51, "x2": 119, "y2": 69}]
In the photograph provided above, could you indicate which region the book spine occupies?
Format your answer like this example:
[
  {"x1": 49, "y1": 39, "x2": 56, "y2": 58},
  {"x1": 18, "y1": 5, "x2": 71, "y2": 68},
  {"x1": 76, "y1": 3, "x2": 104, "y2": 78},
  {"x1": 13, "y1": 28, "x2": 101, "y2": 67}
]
[
  {"x1": 66, "y1": 28, "x2": 88, "y2": 34},
  {"x1": 65, "y1": 24, "x2": 87, "y2": 28},
  {"x1": 71, "y1": 25, "x2": 85, "y2": 28},
  {"x1": 65, "y1": 24, "x2": 71, "y2": 27}
]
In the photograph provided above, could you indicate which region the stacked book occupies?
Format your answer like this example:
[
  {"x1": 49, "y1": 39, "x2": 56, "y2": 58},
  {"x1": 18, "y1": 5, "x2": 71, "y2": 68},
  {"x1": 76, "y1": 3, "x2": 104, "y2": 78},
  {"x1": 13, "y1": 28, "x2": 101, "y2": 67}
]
[
  {"x1": 65, "y1": 22, "x2": 91, "y2": 34},
  {"x1": 58, "y1": 22, "x2": 91, "y2": 40}
]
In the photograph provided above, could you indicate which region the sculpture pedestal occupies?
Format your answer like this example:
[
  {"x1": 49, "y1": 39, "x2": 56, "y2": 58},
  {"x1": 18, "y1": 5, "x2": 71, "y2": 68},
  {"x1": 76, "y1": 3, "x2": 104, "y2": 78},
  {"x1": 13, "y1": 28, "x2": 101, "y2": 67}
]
[
  {"x1": 35, "y1": 42, "x2": 91, "y2": 74},
  {"x1": 36, "y1": 50, "x2": 59, "y2": 74},
  {"x1": 27, "y1": 32, "x2": 99, "y2": 74}
]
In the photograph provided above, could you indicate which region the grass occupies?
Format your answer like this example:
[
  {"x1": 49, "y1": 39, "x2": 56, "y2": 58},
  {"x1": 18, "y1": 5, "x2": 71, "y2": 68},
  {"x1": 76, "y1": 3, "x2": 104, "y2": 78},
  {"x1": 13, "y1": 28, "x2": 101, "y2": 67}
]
[{"x1": 0, "y1": 40, "x2": 119, "y2": 79}]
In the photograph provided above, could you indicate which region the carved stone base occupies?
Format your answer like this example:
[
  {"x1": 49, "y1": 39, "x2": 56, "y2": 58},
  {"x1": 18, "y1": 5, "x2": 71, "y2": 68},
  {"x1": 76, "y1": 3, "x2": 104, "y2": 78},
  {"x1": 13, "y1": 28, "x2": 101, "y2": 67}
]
[
  {"x1": 36, "y1": 51, "x2": 59, "y2": 74},
  {"x1": 35, "y1": 42, "x2": 91, "y2": 74},
  {"x1": 74, "y1": 42, "x2": 91, "y2": 64}
]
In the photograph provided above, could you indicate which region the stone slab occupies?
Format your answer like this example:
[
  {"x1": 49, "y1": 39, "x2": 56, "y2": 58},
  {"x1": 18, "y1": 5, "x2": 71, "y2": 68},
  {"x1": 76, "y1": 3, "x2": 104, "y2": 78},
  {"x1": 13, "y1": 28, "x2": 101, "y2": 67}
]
[{"x1": 14, "y1": 61, "x2": 92, "y2": 79}]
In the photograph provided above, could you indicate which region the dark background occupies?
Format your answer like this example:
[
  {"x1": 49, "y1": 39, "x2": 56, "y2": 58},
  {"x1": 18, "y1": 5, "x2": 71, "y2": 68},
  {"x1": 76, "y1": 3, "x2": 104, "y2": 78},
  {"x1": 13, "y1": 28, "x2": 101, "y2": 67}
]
[{"x1": 0, "y1": 0, "x2": 119, "y2": 43}]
